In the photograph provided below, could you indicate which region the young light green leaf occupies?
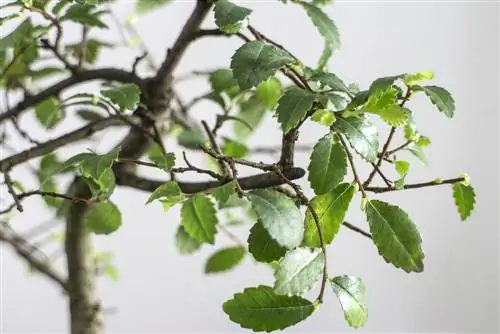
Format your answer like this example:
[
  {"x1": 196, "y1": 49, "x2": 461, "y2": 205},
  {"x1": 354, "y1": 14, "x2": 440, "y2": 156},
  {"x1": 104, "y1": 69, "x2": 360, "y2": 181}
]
[
  {"x1": 419, "y1": 85, "x2": 455, "y2": 118},
  {"x1": 335, "y1": 115, "x2": 379, "y2": 162},
  {"x1": 407, "y1": 144, "x2": 428, "y2": 166},
  {"x1": 394, "y1": 160, "x2": 409, "y2": 177},
  {"x1": 311, "y1": 109, "x2": 335, "y2": 126},
  {"x1": 230, "y1": 41, "x2": 294, "y2": 90},
  {"x1": 365, "y1": 200, "x2": 424, "y2": 273},
  {"x1": 35, "y1": 97, "x2": 64, "y2": 129},
  {"x1": 248, "y1": 222, "x2": 287, "y2": 263},
  {"x1": 223, "y1": 285, "x2": 315, "y2": 332},
  {"x1": 136, "y1": 0, "x2": 172, "y2": 14},
  {"x1": 300, "y1": 2, "x2": 340, "y2": 69},
  {"x1": 205, "y1": 246, "x2": 246, "y2": 274},
  {"x1": 146, "y1": 180, "x2": 183, "y2": 204},
  {"x1": 276, "y1": 87, "x2": 316, "y2": 133},
  {"x1": 181, "y1": 194, "x2": 218, "y2": 244},
  {"x1": 85, "y1": 201, "x2": 122, "y2": 235},
  {"x1": 223, "y1": 137, "x2": 248, "y2": 158},
  {"x1": 308, "y1": 132, "x2": 347, "y2": 195},
  {"x1": 375, "y1": 105, "x2": 410, "y2": 127},
  {"x1": 175, "y1": 225, "x2": 202, "y2": 255},
  {"x1": 310, "y1": 72, "x2": 350, "y2": 95},
  {"x1": 256, "y1": 77, "x2": 282, "y2": 109},
  {"x1": 101, "y1": 83, "x2": 141, "y2": 111},
  {"x1": 303, "y1": 183, "x2": 355, "y2": 247},
  {"x1": 330, "y1": 276, "x2": 368, "y2": 328},
  {"x1": 248, "y1": 189, "x2": 304, "y2": 249},
  {"x1": 452, "y1": 183, "x2": 476, "y2": 221},
  {"x1": 214, "y1": 0, "x2": 252, "y2": 34},
  {"x1": 274, "y1": 247, "x2": 324, "y2": 296},
  {"x1": 402, "y1": 71, "x2": 434, "y2": 86}
]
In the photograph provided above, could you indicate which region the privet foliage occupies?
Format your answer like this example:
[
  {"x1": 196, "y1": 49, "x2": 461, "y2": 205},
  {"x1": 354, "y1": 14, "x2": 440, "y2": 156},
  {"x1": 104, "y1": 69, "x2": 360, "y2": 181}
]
[{"x1": 0, "y1": 0, "x2": 477, "y2": 332}]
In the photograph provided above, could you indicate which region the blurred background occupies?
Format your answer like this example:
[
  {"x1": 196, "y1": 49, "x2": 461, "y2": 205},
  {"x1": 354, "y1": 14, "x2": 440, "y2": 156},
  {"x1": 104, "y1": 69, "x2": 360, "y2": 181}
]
[{"x1": 1, "y1": 0, "x2": 499, "y2": 332}]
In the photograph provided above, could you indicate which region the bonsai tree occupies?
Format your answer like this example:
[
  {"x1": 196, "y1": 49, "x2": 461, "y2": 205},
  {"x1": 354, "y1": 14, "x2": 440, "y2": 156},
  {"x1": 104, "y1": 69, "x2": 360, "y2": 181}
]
[{"x1": 0, "y1": 0, "x2": 477, "y2": 333}]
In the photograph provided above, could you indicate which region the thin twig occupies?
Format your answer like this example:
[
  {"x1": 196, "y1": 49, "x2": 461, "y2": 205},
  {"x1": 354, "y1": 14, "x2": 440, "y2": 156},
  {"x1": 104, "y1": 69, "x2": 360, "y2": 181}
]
[
  {"x1": 218, "y1": 224, "x2": 245, "y2": 247},
  {"x1": 338, "y1": 134, "x2": 367, "y2": 198},
  {"x1": 4, "y1": 173, "x2": 23, "y2": 212},
  {"x1": 365, "y1": 177, "x2": 465, "y2": 193},
  {"x1": 342, "y1": 222, "x2": 372, "y2": 239}
]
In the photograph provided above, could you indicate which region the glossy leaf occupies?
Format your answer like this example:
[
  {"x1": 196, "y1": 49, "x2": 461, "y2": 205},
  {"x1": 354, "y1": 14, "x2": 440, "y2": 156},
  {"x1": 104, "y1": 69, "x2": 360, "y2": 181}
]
[
  {"x1": 310, "y1": 72, "x2": 350, "y2": 95},
  {"x1": 276, "y1": 87, "x2": 316, "y2": 133},
  {"x1": 35, "y1": 97, "x2": 64, "y2": 129},
  {"x1": 101, "y1": 83, "x2": 141, "y2": 111},
  {"x1": 85, "y1": 201, "x2": 122, "y2": 235},
  {"x1": 419, "y1": 85, "x2": 455, "y2": 118},
  {"x1": 274, "y1": 247, "x2": 324, "y2": 296},
  {"x1": 303, "y1": 183, "x2": 355, "y2": 247},
  {"x1": 308, "y1": 132, "x2": 347, "y2": 195},
  {"x1": 248, "y1": 189, "x2": 304, "y2": 249},
  {"x1": 205, "y1": 246, "x2": 246, "y2": 273},
  {"x1": 330, "y1": 276, "x2": 368, "y2": 328},
  {"x1": 248, "y1": 222, "x2": 287, "y2": 263},
  {"x1": 214, "y1": 0, "x2": 252, "y2": 34},
  {"x1": 365, "y1": 200, "x2": 424, "y2": 272},
  {"x1": 181, "y1": 194, "x2": 218, "y2": 244},
  {"x1": 452, "y1": 183, "x2": 476, "y2": 220},
  {"x1": 335, "y1": 115, "x2": 379, "y2": 162},
  {"x1": 230, "y1": 41, "x2": 294, "y2": 90},
  {"x1": 223, "y1": 285, "x2": 315, "y2": 332},
  {"x1": 146, "y1": 180, "x2": 183, "y2": 204}
]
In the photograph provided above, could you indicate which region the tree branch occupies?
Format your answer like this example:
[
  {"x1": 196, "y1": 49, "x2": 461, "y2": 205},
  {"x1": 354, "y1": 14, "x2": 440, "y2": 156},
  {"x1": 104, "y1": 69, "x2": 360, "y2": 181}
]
[{"x1": 365, "y1": 177, "x2": 465, "y2": 193}]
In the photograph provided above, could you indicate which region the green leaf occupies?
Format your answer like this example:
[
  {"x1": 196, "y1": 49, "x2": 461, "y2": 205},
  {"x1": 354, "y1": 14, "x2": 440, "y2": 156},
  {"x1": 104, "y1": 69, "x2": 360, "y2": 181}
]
[
  {"x1": 175, "y1": 225, "x2": 201, "y2": 255},
  {"x1": 311, "y1": 108, "x2": 335, "y2": 126},
  {"x1": 146, "y1": 180, "x2": 183, "y2": 204},
  {"x1": 40, "y1": 179, "x2": 61, "y2": 208},
  {"x1": 76, "y1": 109, "x2": 105, "y2": 122},
  {"x1": 310, "y1": 72, "x2": 350, "y2": 95},
  {"x1": 35, "y1": 97, "x2": 64, "y2": 129},
  {"x1": 402, "y1": 71, "x2": 434, "y2": 86},
  {"x1": 101, "y1": 83, "x2": 141, "y2": 111},
  {"x1": 368, "y1": 75, "x2": 401, "y2": 94},
  {"x1": 63, "y1": 4, "x2": 108, "y2": 28},
  {"x1": 407, "y1": 144, "x2": 428, "y2": 166},
  {"x1": 248, "y1": 222, "x2": 287, "y2": 263},
  {"x1": 303, "y1": 183, "x2": 355, "y2": 247},
  {"x1": 177, "y1": 130, "x2": 206, "y2": 149},
  {"x1": 248, "y1": 189, "x2": 304, "y2": 249},
  {"x1": 39, "y1": 153, "x2": 62, "y2": 180},
  {"x1": 205, "y1": 246, "x2": 246, "y2": 274},
  {"x1": 150, "y1": 153, "x2": 176, "y2": 172},
  {"x1": 66, "y1": 39, "x2": 113, "y2": 64},
  {"x1": 136, "y1": 0, "x2": 172, "y2": 14},
  {"x1": 209, "y1": 68, "x2": 239, "y2": 95},
  {"x1": 181, "y1": 194, "x2": 218, "y2": 244},
  {"x1": 274, "y1": 247, "x2": 324, "y2": 296},
  {"x1": 85, "y1": 201, "x2": 122, "y2": 235},
  {"x1": 365, "y1": 200, "x2": 424, "y2": 273},
  {"x1": 300, "y1": 2, "x2": 340, "y2": 69},
  {"x1": 78, "y1": 148, "x2": 120, "y2": 184},
  {"x1": 223, "y1": 285, "x2": 315, "y2": 332},
  {"x1": 212, "y1": 181, "x2": 236, "y2": 207},
  {"x1": 394, "y1": 160, "x2": 409, "y2": 177},
  {"x1": 330, "y1": 276, "x2": 368, "y2": 329},
  {"x1": 418, "y1": 85, "x2": 455, "y2": 118},
  {"x1": 452, "y1": 183, "x2": 476, "y2": 221},
  {"x1": 256, "y1": 77, "x2": 282, "y2": 109},
  {"x1": 234, "y1": 95, "x2": 267, "y2": 139},
  {"x1": 230, "y1": 40, "x2": 294, "y2": 90},
  {"x1": 375, "y1": 105, "x2": 410, "y2": 127},
  {"x1": 223, "y1": 137, "x2": 248, "y2": 158},
  {"x1": 276, "y1": 87, "x2": 316, "y2": 133},
  {"x1": 335, "y1": 115, "x2": 379, "y2": 162},
  {"x1": 0, "y1": 18, "x2": 33, "y2": 51},
  {"x1": 308, "y1": 132, "x2": 347, "y2": 195},
  {"x1": 213, "y1": 0, "x2": 252, "y2": 34}
]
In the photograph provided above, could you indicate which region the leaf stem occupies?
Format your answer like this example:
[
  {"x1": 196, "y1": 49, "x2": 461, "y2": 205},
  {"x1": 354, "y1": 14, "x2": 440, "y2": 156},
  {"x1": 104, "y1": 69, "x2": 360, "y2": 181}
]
[{"x1": 338, "y1": 134, "x2": 367, "y2": 198}]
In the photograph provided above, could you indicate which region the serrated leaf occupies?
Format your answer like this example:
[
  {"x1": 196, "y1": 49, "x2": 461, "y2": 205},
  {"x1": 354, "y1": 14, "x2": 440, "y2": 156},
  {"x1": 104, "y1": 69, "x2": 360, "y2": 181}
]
[
  {"x1": 276, "y1": 87, "x2": 316, "y2": 133},
  {"x1": 365, "y1": 200, "x2": 424, "y2": 272},
  {"x1": 35, "y1": 97, "x2": 64, "y2": 129},
  {"x1": 248, "y1": 222, "x2": 287, "y2": 263},
  {"x1": 452, "y1": 183, "x2": 475, "y2": 220},
  {"x1": 330, "y1": 276, "x2": 368, "y2": 328},
  {"x1": 303, "y1": 183, "x2": 355, "y2": 247},
  {"x1": 375, "y1": 105, "x2": 410, "y2": 127},
  {"x1": 274, "y1": 247, "x2": 324, "y2": 296},
  {"x1": 335, "y1": 115, "x2": 379, "y2": 162},
  {"x1": 248, "y1": 189, "x2": 303, "y2": 249},
  {"x1": 85, "y1": 201, "x2": 122, "y2": 235},
  {"x1": 146, "y1": 180, "x2": 183, "y2": 204},
  {"x1": 101, "y1": 83, "x2": 141, "y2": 111},
  {"x1": 308, "y1": 132, "x2": 347, "y2": 195},
  {"x1": 230, "y1": 41, "x2": 294, "y2": 90},
  {"x1": 310, "y1": 72, "x2": 350, "y2": 95},
  {"x1": 78, "y1": 147, "x2": 120, "y2": 183},
  {"x1": 419, "y1": 85, "x2": 455, "y2": 118},
  {"x1": 175, "y1": 225, "x2": 201, "y2": 255},
  {"x1": 256, "y1": 77, "x2": 282, "y2": 109},
  {"x1": 181, "y1": 195, "x2": 218, "y2": 244},
  {"x1": 300, "y1": 2, "x2": 340, "y2": 69},
  {"x1": 223, "y1": 285, "x2": 315, "y2": 332},
  {"x1": 214, "y1": 0, "x2": 252, "y2": 34},
  {"x1": 136, "y1": 0, "x2": 172, "y2": 14},
  {"x1": 234, "y1": 95, "x2": 267, "y2": 139},
  {"x1": 205, "y1": 246, "x2": 246, "y2": 274},
  {"x1": 212, "y1": 181, "x2": 236, "y2": 207},
  {"x1": 150, "y1": 153, "x2": 176, "y2": 172}
]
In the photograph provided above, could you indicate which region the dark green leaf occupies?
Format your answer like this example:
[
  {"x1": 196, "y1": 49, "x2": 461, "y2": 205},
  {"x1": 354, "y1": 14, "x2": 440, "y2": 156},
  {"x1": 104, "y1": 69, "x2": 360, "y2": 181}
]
[
  {"x1": 101, "y1": 83, "x2": 141, "y2": 111},
  {"x1": 214, "y1": 0, "x2": 252, "y2": 34},
  {"x1": 85, "y1": 201, "x2": 122, "y2": 235},
  {"x1": 256, "y1": 77, "x2": 282, "y2": 109},
  {"x1": 276, "y1": 87, "x2": 316, "y2": 133},
  {"x1": 419, "y1": 85, "x2": 455, "y2": 118},
  {"x1": 368, "y1": 75, "x2": 401, "y2": 94},
  {"x1": 310, "y1": 72, "x2": 350, "y2": 95},
  {"x1": 181, "y1": 194, "x2": 218, "y2": 244},
  {"x1": 248, "y1": 222, "x2": 286, "y2": 263},
  {"x1": 223, "y1": 285, "x2": 315, "y2": 332},
  {"x1": 274, "y1": 247, "x2": 324, "y2": 296},
  {"x1": 76, "y1": 109, "x2": 105, "y2": 122},
  {"x1": 205, "y1": 246, "x2": 246, "y2": 273},
  {"x1": 303, "y1": 183, "x2": 355, "y2": 247},
  {"x1": 335, "y1": 115, "x2": 379, "y2": 162},
  {"x1": 175, "y1": 225, "x2": 201, "y2": 255},
  {"x1": 330, "y1": 276, "x2": 368, "y2": 328},
  {"x1": 146, "y1": 180, "x2": 183, "y2": 204},
  {"x1": 136, "y1": 0, "x2": 172, "y2": 14},
  {"x1": 248, "y1": 189, "x2": 303, "y2": 249},
  {"x1": 452, "y1": 183, "x2": 475, "y2": 220},
  {"x1": 35, "y1": 97, "x2": 64, "y2": 129},
  {"x1": 365, "y1": 200, "x2": 424, "y2": 272},
  {"x1": 231, "y1": 40, "x2": 294, "y2": 90},
  {"x1": 308, "y1": 132, "x2": 347, "y2": 195}
]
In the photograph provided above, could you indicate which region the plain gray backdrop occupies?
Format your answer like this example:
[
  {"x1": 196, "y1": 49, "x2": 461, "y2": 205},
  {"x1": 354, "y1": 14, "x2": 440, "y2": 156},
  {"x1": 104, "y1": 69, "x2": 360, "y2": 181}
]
[{"x1": 1, "y1": 0, "x2": 499, "y2": 333}]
